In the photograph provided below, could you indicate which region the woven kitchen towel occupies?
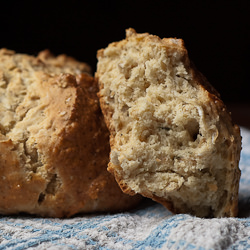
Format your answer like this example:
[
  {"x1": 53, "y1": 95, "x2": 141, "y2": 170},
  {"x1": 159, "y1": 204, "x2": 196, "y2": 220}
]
[{"x1": 1, "y1": 127, "x2": 250, "y2": 250}]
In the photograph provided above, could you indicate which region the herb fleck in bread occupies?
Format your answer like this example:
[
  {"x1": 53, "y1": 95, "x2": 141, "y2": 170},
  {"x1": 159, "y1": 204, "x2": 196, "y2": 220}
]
[
  {"x1": 0, "y1": 48, "x2": 141, "y2": 217},
  {"x1": 96, "y1": 28, "x2": 241, "y2": 217}
]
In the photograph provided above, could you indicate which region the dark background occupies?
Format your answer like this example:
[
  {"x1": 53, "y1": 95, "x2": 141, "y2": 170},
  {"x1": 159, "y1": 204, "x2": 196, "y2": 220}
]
[{"x1": 0, "y1": 0, "x2": 249, "y2": 105}]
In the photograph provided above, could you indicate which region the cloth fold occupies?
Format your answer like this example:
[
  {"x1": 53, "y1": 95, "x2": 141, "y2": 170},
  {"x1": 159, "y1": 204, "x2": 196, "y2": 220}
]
[{"x1": 1, "y1": 127, "x2": 250, "y2": 250}]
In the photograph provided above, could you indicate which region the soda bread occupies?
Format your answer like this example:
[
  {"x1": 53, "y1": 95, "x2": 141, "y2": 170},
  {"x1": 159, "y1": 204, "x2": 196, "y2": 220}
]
[
  {"x1": 96, "y1": 28, "x2": 242, "y2": 217},
  {"x1": 0, "y1": 48, "x2": 141, "y2": 217}
]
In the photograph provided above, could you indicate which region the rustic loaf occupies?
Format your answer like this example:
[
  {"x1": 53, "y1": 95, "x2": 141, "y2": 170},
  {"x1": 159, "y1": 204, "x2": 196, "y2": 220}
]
[
  {"x1": 96, "y1": 28, "x2": 242, "y2": 217},
  {"x1": 0, "y1": 48, "x2": 141, "y2": 217}
]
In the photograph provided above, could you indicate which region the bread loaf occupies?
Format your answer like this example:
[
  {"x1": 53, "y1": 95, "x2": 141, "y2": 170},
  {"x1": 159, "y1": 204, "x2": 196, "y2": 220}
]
[
  {"x1": 96, "y1": 28, "x2": 241, "y2": 217},
  {"x1": 0, "y1": 48, "x2": 141, "y2": 217}
]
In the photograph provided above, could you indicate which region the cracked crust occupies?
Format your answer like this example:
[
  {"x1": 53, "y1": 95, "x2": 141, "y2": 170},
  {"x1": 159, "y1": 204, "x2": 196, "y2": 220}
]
[
  {"x1": 96, "y1": 28, "x2": 241, "y2": 217},
  {"x1": 0, "y1": 48, "x2": 141, "y2": 217}
]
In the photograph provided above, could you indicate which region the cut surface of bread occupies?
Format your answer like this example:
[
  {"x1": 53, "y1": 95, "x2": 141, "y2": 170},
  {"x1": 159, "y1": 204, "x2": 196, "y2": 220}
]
[
  {"x1": 96, "y1": 28, "x2": 241, "y2": 217},
  {"x1": 0, "y1": 48, "x2": 141, "y2": 217}
]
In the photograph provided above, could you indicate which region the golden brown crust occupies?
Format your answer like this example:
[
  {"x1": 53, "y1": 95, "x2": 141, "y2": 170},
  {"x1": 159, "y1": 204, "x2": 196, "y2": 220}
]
[
  {"x1": 37, "y1": 49, "x2": 92, "y2": 75},
  {"x1": 0, "y1": 49, "x2": 141, "y2": 217},
  {"x1": 96, "y1": 28, "x2": 241, "y2": 218}
]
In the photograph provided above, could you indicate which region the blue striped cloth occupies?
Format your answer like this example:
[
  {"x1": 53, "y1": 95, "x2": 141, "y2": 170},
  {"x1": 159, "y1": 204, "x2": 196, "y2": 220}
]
[{"x1": 1, "y1": 127, "x2": 250, "y2": 250}]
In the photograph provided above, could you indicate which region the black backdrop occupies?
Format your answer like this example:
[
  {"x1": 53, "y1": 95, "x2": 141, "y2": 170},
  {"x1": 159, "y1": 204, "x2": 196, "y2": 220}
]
[{"x1": 0, "y1": 0, "x2": 249, "y2": 103}]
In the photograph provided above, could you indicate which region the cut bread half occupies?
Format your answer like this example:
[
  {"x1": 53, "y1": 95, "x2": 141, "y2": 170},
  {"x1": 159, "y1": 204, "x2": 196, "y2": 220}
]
[{"x1": 96, "y1": 28, "x2": 241, "y2": 217}]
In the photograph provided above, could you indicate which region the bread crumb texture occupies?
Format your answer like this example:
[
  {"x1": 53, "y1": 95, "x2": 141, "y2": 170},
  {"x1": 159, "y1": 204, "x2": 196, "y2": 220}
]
[
  {"x1": 0, "y1": 48, "x2": 141, "y2": 217},
  {"x1": 96, "y1": 28, "x2": 242, "y2": 217}
]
